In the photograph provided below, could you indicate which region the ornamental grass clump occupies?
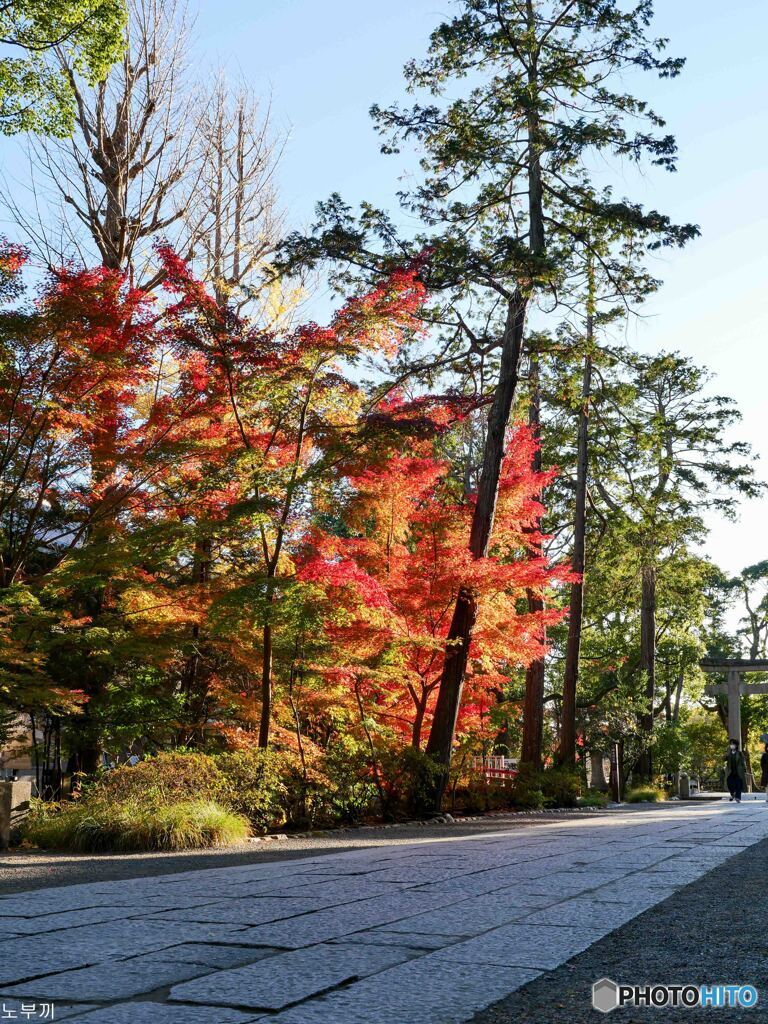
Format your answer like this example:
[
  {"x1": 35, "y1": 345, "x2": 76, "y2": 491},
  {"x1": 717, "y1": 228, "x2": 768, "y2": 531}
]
[
  {"x1": 625, "y1": 786, "x2": 666, "y2": 803},
  {"x1": 25, "y1": 797, "x2": 249, "y2": 852}
]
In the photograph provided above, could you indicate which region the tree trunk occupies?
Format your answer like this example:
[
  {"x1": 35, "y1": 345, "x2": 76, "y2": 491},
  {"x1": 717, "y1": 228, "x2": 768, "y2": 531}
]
[
  {"x1": 425, "y1": 5, "x2": 545, "y2": 803},
  {"x1": 742, "y1": 719, "x2": 753, "y2": 790},
  {"x1": 637, "y1": 562, "x2": 657, "y2": 780},
  {"x1": 672, "y1": 672, "x2": 684, "y2": 722},
  {"x1": 522, "y1": 654, "x2": 545, "y2": 771},
  {"x1": 425, "y1": 292, "x2": 528, "y2": 797},
  {"x1": 425, "y1": 586, "x2": 479, "y2": 778},
  {"x1": 258, "y1": 619, "x2": 273, "y2": 749},
  {"x1": 560, "y1": 345, "x2": 592, "y2": 767},
  {"x1": 72, "y1": 418, "x2": 120, "y2": 776},
  {"x1": 521, "y1": 353, "x2": 545, "y2": 771},
  {"x1": 179, "y1": 536, "x2": 212, "y2": 744},
  {"x1": 411, "y1": 691, "x2": 428, "y2": 749}
]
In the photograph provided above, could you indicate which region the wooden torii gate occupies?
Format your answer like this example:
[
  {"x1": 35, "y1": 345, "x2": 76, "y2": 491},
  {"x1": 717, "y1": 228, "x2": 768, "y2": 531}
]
[{"x1": 701, "y1": 658, "x2": 768, "y2": 746}]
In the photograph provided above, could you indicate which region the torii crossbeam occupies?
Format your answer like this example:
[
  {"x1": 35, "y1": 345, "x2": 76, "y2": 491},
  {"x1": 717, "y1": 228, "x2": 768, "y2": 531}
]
[{"x1": 701, "y1": 658, "x2": 768, "y2": 743}]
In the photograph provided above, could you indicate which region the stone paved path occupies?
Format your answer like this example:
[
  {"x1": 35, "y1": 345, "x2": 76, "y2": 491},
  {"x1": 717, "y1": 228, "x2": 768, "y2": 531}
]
[{"x1": 2, "y1": 801, "x2": 767, "y2": 1023}]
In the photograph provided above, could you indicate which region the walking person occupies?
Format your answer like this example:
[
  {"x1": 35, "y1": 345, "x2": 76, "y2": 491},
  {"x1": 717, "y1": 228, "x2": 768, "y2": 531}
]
[
  {"x1": 725, "y1": 738, "x2": 747, "y2": 803},
  {"x1": 761, "y1": 742, "x2": 768, "y2": 803}
]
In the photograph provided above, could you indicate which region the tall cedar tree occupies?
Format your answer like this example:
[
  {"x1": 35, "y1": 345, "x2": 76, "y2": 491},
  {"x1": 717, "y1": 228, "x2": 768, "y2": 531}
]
[
  {"x1": 278, "y1": 1, "x2": 697, "y2": 799},
  {"x1": 558, "y1": 256, "x2": 596, "y2": 768},
  {"x1": 376, "y1": 0, "x2": 698, "y2": 793}
]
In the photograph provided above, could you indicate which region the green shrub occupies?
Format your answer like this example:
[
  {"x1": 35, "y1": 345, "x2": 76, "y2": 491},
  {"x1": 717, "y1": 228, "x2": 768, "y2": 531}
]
[
  {"x1": 377, "y1": 745, "x2": 444, "y2": 819},
  {"x1": 625, "y1": 786, "x2": 666, "y2": 803},
  {"x1": 577, "y1": 789, "x2": 609, "y2": 808},
  {"x1": 510, "y1": 766, "x2": 545, "y2": 810},
  {"x1": 324, "y1": 738, "x2": 378, "y2": 824},
  {"x1": 96, "y1": 751, "x2": 224, "y2": 803},
  {"x1": 540, "y1": 766, "x2": 581, "y2": 808},
  {"x1": 25, "y1": 797, "x2": 249, "y2": 852},
  {"x1": 453, "y1": 778, "x2": 512, "y2": 814},
  {"x1": 214, "y1": 748, "x2": 287, "y2": 832}
]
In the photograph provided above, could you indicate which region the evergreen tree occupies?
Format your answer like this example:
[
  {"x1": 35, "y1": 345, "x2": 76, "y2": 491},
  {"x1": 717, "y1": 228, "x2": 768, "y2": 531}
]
[{"x1": 279, "y1": 1, "x2": 697, "y2": 800}]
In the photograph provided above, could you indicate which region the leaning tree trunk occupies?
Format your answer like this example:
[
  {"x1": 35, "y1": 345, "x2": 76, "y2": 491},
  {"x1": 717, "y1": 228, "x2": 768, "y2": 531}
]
[
  {"x1": 425, "y1": 29, "x2": 545, "y2": 805},
  {"x1": 521, "y1": 352, "x2": 546, "y2": 771},
  {"x1": 637, "y1": 562, "x2": 657, "y2": 780},
  {"x1": 559, "y1": 340, "x2": 593, "y2": 767},
  {"x1": 425, "y1": 291, "x2": 528, "y2": 797}
]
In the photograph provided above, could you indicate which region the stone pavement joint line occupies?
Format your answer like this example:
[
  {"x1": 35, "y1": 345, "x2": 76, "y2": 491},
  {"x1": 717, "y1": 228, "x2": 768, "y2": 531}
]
[{"x1": 2, "y1": 802, "x2": 768, "y2": 1024}]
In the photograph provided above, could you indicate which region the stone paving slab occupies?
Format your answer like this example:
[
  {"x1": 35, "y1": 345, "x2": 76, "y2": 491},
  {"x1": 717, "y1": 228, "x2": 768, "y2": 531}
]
[
  {"x1": 412, "y1": 865, "x2": 553, "y2": 895},
  {"x1": 503, "y1": 871, "x2": 615, "y2": 897},
  {"x1": 263, "y1": 954, "x2": 540, "y2": 1024},
  {"x1": 328, "y1": 928, "x2": 454, "y2": 949},
  {"x1": 3, "y1": 956, "x2": 211, "y2": 1000},
  {"x1": 0, "y1": 889, "x2": 130, "y2": 916},
  {"x1": 379, "y1": 890, "x2": 553, "y2": 937},
  {"x1": 585, "y1": 878, "x2": 680, "y2": 902},
  {"x1": 236, "y1": 889, "x2": 461, "y2": 948},
  {"x1": 0, "y1": 904, "x2": 132, "y2": 934},
  {"x1": 3, "y1": 803, "x2": 768, "y2": 1023},
  {"x1": 113, "y1": 893, "x2": 238, "y2": 909},
  {"x1": 0, "y1": 918, "x2": 250, "y2": 984},
  {"x1": 266, "y1": 878, "x2": 400, "y2": 901},
  {"x1": 138, "y1": 942, "x2": 281, "y2": 968},
  {"x1": 169, "y1": 942, "x2": 416, "y2": 1010},
  {"x1": 66, "y1": 1003, "x2": 262, "y2": 1023},
  {"x1": 148, "y1": 894, "x2": 338, "y2": 926},
  {"x1": 519, "y1": 894, "x2": 659, "y2": 930},
  {"x1": 433, "y1": 922, "x2": 605, "y2": 970}
]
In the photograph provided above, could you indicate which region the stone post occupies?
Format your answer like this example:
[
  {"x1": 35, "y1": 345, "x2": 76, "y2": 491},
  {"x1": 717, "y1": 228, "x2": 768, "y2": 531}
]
[
  {"x1": 609, "y1": 742, "x2": 622, "y2": 803},
  {"x1": 589, "y1": 752, "x2": 610, "y2": 791},
  {"x1": 727, "y1": 670, "x2": 742, "y2": 745},
  {"x1": 0, "y1": 779, "x2": 33, "y2": 849}
]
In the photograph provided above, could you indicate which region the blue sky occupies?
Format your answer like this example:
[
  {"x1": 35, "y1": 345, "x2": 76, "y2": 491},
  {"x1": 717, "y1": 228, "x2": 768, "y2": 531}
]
[{"x1": 192, "y1": 0, "x2": 768, "y2": 579}]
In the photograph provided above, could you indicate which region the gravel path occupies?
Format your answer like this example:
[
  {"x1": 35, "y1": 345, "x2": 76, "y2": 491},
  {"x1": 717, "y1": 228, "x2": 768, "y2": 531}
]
[{"x1": 473, "y1": 821, "x2": 768, "y2": 1024}]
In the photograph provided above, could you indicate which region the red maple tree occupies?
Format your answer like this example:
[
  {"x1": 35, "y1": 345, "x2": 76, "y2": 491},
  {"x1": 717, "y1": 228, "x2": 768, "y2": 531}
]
[{"x1": 299, "y1": 425, "x2": 570, "y2": 749}]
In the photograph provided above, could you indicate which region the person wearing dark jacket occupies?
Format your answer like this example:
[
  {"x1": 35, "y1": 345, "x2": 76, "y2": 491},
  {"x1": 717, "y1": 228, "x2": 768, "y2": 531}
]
[
  {"x1": 725, "y1": 739, "x2": 747, "y2": 803},
  {"x1": 760, "y1": 743, "x2": 768, "y2": 802}
]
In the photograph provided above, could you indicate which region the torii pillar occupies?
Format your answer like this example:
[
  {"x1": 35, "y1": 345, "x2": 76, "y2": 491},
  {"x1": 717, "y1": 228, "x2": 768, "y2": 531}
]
[{"x1": 701, "y1": 658, "x2": 768, "y2": 747}]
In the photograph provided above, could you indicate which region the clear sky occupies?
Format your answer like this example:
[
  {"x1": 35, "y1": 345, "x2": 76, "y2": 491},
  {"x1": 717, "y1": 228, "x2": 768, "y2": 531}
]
[
  {"x1": 5, "y1": 1, "x2": 768, "y2": 578},
  {"x1": 190, "y1": 0, "x2": 767, "y2": 579}
]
